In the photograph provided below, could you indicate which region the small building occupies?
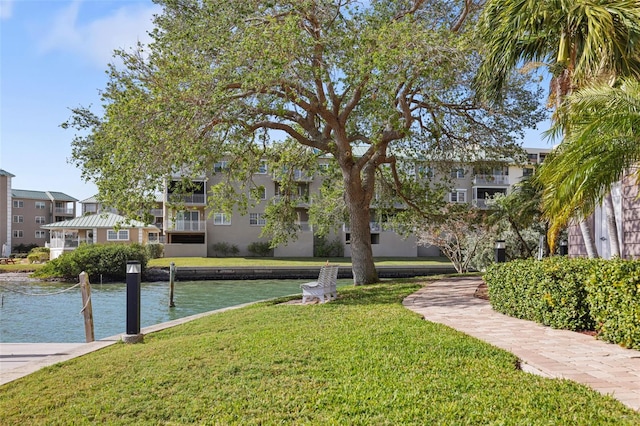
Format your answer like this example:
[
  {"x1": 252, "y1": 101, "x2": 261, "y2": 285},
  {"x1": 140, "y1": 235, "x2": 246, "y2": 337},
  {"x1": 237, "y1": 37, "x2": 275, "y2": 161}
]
[{"x1": 42, "y1": 212, "x2": 160, "y2": 259}]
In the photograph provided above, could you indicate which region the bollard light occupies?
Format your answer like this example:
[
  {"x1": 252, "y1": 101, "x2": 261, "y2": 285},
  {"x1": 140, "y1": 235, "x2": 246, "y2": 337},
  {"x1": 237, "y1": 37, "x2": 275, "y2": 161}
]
[
  {"x1": 494, "y1": 240, "x2": 506, "y2": 263},
  {"x1": 123, "y1": 260, "x2": 143, "y2": 343},
  {"x1": 559, "y1": 240, "x2": 568, "y2": 256}
]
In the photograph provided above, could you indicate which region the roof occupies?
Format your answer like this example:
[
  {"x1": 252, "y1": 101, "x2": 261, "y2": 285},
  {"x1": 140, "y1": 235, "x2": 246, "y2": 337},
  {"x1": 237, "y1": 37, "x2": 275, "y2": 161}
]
[
  {"x1": 11, "y1": 189, "x2": 78, "y2": 202},
  {"x1": 0, "y1": 169, "x2": 15, "y2": 177},
  {"x1": 42, "y1": 212, "x2": 159, "y2": 230}
]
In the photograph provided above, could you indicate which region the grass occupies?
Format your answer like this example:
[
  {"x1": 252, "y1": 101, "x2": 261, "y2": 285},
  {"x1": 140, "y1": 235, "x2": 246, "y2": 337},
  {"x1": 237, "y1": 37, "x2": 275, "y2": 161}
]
[
  {"x1": 1, "y1": 279, "x2": 638, "y2": 425},
  {"x1": 147, "y1": 256, "x2": 452, "y2": 268},
  {"x1": 0, "y1": 259, "x2": 42, "y2": 273}
]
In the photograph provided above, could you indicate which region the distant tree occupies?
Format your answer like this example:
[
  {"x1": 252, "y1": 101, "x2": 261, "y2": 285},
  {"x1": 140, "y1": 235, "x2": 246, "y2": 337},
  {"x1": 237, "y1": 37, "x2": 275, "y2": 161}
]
[
  {"x1": 64, "y1": 0, "x2": 542, "y2": 284},
  {"x1": 415, "y1": 204, "x2": 494, "y2": 274}
]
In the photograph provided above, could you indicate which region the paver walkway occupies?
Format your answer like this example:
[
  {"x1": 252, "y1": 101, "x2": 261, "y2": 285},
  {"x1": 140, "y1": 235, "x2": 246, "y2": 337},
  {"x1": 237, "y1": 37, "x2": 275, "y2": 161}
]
[{"x1": 403, "y1": 276, "x2": 640, "y2": 411}]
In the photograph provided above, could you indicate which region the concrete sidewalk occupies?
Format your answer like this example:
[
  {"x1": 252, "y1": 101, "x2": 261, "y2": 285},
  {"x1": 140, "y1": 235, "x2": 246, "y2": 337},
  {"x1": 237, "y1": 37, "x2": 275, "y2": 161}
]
[{"x1": 403, "y1": 276, "x2": 640, "y2": 411}]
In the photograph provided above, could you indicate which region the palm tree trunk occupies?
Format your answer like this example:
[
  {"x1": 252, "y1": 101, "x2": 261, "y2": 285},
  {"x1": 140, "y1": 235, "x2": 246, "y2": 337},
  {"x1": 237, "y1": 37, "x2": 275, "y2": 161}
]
[
  {"x1": 604, "y1": 194, "x2": 621, "y2": 258},
  {"x1": 579, "y1": 220, "x2": 599, "y2": 258}
]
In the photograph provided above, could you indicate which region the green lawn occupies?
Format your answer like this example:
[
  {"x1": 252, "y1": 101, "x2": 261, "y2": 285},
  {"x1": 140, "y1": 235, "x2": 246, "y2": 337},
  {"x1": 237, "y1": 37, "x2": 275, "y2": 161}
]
[
  {"x1": 1, "y1": 279, "x2": 637, "y2": 425},
  {"x1": 148, "y1": 256, "x2": 452, "y2": 268}
]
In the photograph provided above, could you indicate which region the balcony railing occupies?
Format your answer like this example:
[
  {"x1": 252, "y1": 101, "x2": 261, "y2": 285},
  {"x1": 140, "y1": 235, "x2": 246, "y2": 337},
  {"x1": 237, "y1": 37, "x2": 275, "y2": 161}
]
[
  {"x1": 149, "y1": 208, "x2": 163, "y2": 217},
  {"x1": 272, "y1": 195, "x2": 311, "y2": 207},
  {"x1": 54, "y1": 207, "x2": 75, "y2": 215},
  {"x1": 473, "y1": 175, "x2": 509, "y2": 186},
  {"x1": 48, "y1": 238, "x2": 94, "y2": 249},
  {"x1": 166, "y1": 220, "x2": 206, "y2": 232},
  {"x1": 168, "y1": 193, "x2": 206, "y2": 204}
]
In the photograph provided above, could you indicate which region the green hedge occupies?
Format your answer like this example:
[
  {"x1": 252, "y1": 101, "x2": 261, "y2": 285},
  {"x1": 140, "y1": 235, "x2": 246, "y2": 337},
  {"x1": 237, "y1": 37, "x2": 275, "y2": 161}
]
[
  {"x1": 33, "y1": 243, "x2": 148, "y2": 282},
  {"x1": 586, "y1": 260, "x2": 640, "y2": 350},
  {"x1": 484, "y1": 257, "x2": 598, "y2": 331},
  {"x1": 485, "y1": 257, "x2": 640, "y2": 349}
]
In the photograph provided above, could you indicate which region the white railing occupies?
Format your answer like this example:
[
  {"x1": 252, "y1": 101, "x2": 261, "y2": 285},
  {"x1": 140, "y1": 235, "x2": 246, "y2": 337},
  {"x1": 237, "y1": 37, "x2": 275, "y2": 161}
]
[
  {"x1": 473, "y1": 175, "x2": 509, "y2": 185},
  {"x1": 48, "y1": 238, "x2": 94, "y2": 249},
  {"x1": 167, "y1": 220, "x2": 206, "y2": 232},
  {"x1": 149, "y1": 208, "x2": 163, "y2": 217},
  {"x1": 54, "y1": 207, "x2": 75, "y2": 215},
  {"x1": 168, "y1": 193, "x2": 206, "y2": 204}
]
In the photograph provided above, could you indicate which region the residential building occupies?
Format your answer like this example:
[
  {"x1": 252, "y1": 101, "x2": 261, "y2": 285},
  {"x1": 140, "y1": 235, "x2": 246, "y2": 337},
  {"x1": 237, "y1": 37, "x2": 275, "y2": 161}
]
[
  {"x1": 42, "y1": 212, "x2": 160, "y2": 259},
  {"x1": 0, "y1": 169, "x2": 77, "y2": 254},
  {"x1": 80, "y1": 147, "x2": 549, "y2": 258}
]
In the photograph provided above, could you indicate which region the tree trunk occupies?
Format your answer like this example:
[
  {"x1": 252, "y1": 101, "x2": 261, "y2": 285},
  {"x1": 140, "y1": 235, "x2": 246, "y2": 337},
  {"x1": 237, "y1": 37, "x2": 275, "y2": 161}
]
[
  {"x1": 342, "y1": 166, "x2": 379, "y2": 285},
  {"x1": 603, "y1": 194, "x2": 621, "y2": 258},
  {"x1": 579, "y1": 220, "x2": 599, "y2": 259},
  {"x1": 347, "y1": 202, "x2": 379, "y2": 285}
]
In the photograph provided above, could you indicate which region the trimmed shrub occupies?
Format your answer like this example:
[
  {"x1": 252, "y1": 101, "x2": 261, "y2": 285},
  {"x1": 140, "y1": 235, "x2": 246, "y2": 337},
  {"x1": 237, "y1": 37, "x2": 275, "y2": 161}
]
[
  {"x1": 33, "y1": 243, "x2": 148, "y2": 282},
  {"x1": 314, "y1": 236, "x2": 343, "y2": 257},
  {"x1": 211, "y1": 242, "x2": 240, "y2": 257},
  {"x1": 247, "y1": 241, "x2": 273, "y2": 257},
  {"x1": 12, "y1": 243, "x2": 38, "y2": 254},
  {"x1": 145, "y1": 243, "x2": 164, "y2": 259},
  {"x1": 27, "y1": 247, "x2": 50, "y2": 264},
  {"x1": 586, "y1": 260, "x2": 640, "y2": 349},
  {"x1": 484, "y1": 257, "x2": 597, "y2": 331}
]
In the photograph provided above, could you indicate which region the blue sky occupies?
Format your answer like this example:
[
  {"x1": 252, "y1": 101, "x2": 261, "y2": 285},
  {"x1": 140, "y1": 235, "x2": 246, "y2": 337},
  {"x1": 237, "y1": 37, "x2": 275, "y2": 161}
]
[{"x1": 1, "y1": 0, "x2": 553, "y2": 206}]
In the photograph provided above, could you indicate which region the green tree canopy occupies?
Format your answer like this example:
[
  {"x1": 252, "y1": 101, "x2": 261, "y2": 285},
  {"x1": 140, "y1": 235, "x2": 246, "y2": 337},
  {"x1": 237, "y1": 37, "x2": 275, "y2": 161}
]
[{"x1": 64, "y1": 0, "x2": 542, "y2": 284}]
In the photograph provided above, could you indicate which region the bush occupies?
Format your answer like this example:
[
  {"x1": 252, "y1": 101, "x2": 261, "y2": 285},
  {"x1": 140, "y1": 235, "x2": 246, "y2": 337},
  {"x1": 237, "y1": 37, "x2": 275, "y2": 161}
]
[
  {"x1": 33, "y1": 243, "x2": 148, "y2": 282},
  {"x1": 484, "y1": 257, "x2": 597, "y2": 331},
  {"x1": 585, "y1": 259, "x2": 640, "y2": 349},
  {"x1": 211, "y1": 242, "x2": 240, "y2": 257},
  {"x1": 12, "y1": 243, "x2": 38, "y2": 254},
  {"x1": 145, "y1": 243, "x2": 164, "y2": 259},
  {"x1": 313, "y1": 236, "x2": 343, "y2": 257},
  {"x1": 247, "y1": 241, "x2": 273, "y2": 257},
  {"x1": 27, "y1": 247, "x2": 50, "y2": 264}
]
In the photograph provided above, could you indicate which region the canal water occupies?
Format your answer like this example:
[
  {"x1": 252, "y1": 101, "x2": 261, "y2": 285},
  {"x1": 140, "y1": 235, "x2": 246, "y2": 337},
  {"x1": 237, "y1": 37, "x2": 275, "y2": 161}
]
[{"x1": 0, "y1": 279, "x2": 348, "y2": 343}]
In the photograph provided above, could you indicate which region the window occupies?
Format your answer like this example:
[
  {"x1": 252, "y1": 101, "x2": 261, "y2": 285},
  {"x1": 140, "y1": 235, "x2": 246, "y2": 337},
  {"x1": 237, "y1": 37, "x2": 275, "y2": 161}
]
[
  {"x1": 13, "y1": 230, "x2": 23, "y2": 238},
  {"x1": 107, "y1": 229, "x2": 129, "y2": 241},
  {"x1": 213, "y1": 161, "x2": 228, "y2": 173},
  {"x1": 252, "y1": 186, "x2": 267, "y2": 200},
  {"x1": 35, "y1": 216, "x2": 46, "y2": 224},
  {"x1": 35, "y1": 230, "x2": 46, "y2": 239},
  {"x1": 527, "y1": 153, "x2": 538, "y2": 163},
  {"x1": 257, "y1": 160, "x2": 268, "y2": 174},
  {"x1": 449, "y1": 190, "x2": 467, "y2": 203},
  {"x1": 522, "y1": 167, "x2": 534, "y2": 177},
  {"x1": 13, "y1": 200, "x2": 23, "y2": 208},
  {"x1": 214, "y1": 212, "x2": 231, "y2": 225},
  {"x1": 249, "y1": 213, "x2": 266, "y2": 226},
  {"x1": 35, "y1": 201, "x2": 46, "y2": 209},
  {"x1": 13, "y1": 215, "x2": 23, "y2": 223},
  {"x1": 450, "y1": 168, "x2": 465, "y2": 179}
]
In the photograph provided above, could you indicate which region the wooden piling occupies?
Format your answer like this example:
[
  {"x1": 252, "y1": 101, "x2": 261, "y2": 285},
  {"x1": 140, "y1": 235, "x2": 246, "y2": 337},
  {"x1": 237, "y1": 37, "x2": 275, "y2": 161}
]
[
  {"x1": 169, "y1": 262, "x2": 176, "y2": 307},
  {"x1": 79, "y1": 272, "x2": 95, "y2": 342}
]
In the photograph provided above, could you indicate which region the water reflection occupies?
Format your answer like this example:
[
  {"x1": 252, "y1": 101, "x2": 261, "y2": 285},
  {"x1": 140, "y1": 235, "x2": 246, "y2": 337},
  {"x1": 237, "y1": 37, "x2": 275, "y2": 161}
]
[{"x1": 0, "y1": 279, "x2": 349, "y2": 343}]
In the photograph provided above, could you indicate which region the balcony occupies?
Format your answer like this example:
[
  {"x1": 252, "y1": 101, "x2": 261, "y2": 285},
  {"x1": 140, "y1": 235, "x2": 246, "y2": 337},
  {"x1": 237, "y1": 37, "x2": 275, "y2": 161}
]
[
  {"x1": 273, "y1": 195, "x2": 311, "y2": 208},
  {"x1": 54, "y1": 207, "x2": 75, "y2": 215},
  {"x1": 166, "y1": 220, "x2": 206, "y2": 232},
  {"x1": 149, "y1": 208, "x2": 163, "y2": 217},
  {"x1": 168, "y1": 193, "x2": 206, "y2": 205},
  {"x1": 48, "y1": 237, "x2": 93, "y2": 249},
  {"x1": 473, "y1": 175, "x2": 509, "y2": 186}
]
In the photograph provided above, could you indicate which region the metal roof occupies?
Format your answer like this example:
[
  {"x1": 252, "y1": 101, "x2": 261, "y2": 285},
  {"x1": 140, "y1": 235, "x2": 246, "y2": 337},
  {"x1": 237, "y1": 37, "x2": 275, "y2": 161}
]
[
  {"x1": 11, "y1": 189, "x2": 78, "y2": 202},
  {"x1": 42, "y1": 212, "x2": 159, "y2": 230},
  {"x1": 0, "y1": 169, "x2": 15, "y2": 177}
]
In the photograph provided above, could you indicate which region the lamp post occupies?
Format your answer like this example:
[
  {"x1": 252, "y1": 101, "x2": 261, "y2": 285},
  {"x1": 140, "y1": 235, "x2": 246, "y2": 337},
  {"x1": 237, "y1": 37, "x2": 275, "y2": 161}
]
[
  {"x1": 494, "y1": 240, "x2": 506, "y2": 263},
  {"x1": 122, "y1": 260, "x2": 144, "y2": 343}
]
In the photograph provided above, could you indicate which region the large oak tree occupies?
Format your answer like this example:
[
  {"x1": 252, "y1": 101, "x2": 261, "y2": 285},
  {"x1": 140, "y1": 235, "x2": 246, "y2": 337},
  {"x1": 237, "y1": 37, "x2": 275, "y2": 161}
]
[{"x1": 65, "y1": 0, "x2": 541, "y2": 284}]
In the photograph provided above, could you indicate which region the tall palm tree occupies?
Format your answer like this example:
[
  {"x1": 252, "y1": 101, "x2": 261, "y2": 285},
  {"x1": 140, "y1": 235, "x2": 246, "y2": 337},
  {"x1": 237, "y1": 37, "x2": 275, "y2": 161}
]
[
  {"x1": 537, "y1": 79, "x2": 640, "y2": 251},
  {"x1": 475, "y1": 0, "x2": 640, "y2": 257}
]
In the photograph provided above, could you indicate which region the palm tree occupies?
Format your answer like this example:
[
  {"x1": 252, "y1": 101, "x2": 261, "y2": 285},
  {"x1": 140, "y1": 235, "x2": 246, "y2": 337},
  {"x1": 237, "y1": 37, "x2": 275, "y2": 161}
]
[
  {"x1": 475, "y1": 0, "x2": 640, "y2": 257},
  {"x1": 537, "y1": 79, "x2": 640, "y2": 251}
]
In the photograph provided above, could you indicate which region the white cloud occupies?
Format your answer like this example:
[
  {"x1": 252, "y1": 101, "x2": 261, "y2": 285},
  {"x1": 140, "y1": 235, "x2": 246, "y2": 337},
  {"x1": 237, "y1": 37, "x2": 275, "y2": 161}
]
[
  {"x1": 0, "y1": 0, "x2": 14, "y2": 20},
  {"x1": 39, "y1": 0, "x2": 162, "y2": 68}
]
